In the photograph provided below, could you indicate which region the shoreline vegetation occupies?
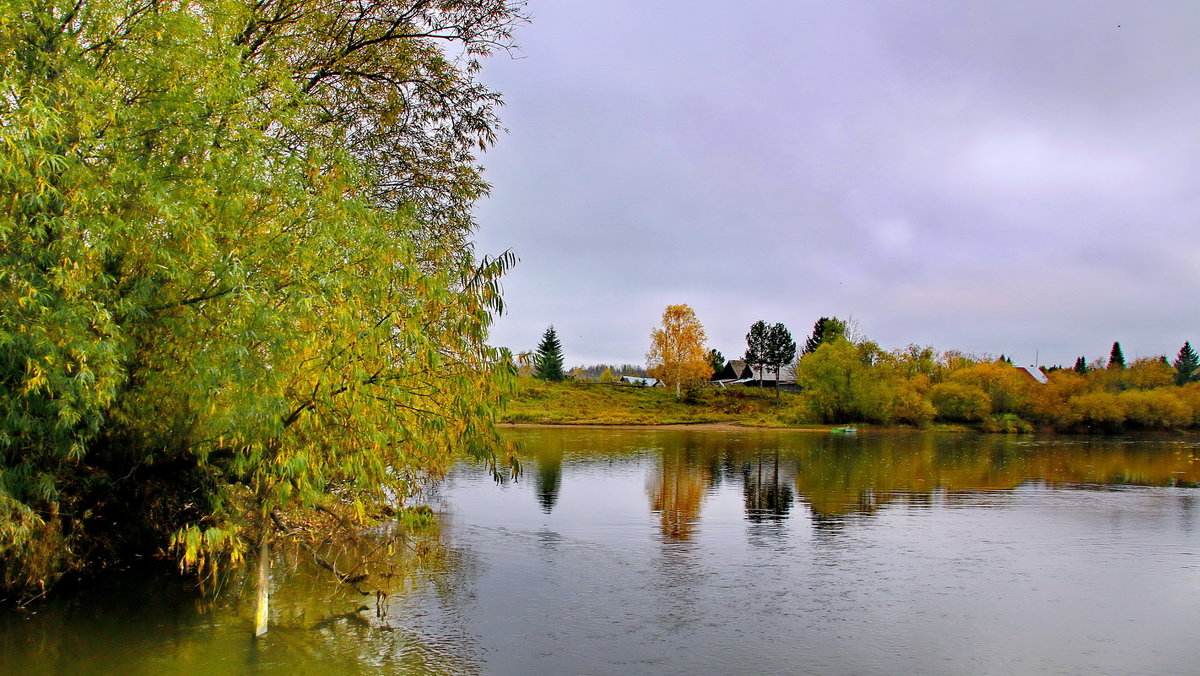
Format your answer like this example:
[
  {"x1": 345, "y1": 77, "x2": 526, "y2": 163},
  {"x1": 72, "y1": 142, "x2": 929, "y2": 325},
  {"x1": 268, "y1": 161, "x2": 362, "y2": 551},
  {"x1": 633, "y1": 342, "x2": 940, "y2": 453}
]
[
  {"x1": 522, "y1": 315, "x2": 1200, "y2": 435},
  {"x1": 501, "y1": 373, "x2": 1200, "y2": 434},
  {"x1": 0, "y1": 1, "x2": 528, "y2": 610},
  {"x1": 501, "y1": 378, "x2": 954, "y2": 431}
]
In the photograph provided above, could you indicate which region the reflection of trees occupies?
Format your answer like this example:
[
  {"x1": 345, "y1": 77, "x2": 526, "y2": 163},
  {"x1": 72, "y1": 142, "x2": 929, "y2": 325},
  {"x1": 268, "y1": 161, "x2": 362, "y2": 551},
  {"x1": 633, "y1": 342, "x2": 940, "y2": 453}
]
[
  {"x1": 792, "y1": 434, "x2": 1200, "y2": 523},
  {"x1": 502, "y1": 427, "x2": 1200, "y2": 537},
  {"x1": 0, "y1": 523, "x2": 479, "y2": 674},
  {"x1": 532, "y1": 437, "x2": 564, "y2": 513},
  {"x1": 647, "y1": 443, "x2": 712, "y2": 541},
  {"x1": 742, "y1": 449, "x2": 793, "y2": 522}
]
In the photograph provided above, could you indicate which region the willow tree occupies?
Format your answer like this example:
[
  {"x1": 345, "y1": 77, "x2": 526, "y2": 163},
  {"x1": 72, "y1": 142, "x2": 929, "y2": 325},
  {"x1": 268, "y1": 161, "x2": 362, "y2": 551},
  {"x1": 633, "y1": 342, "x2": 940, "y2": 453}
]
[
  {"x1": 0, "y1": 0, "x2": 525, "y2": 608},
  {"x1": 647, "y1": 305, "x2": 713, "y2": 401}
]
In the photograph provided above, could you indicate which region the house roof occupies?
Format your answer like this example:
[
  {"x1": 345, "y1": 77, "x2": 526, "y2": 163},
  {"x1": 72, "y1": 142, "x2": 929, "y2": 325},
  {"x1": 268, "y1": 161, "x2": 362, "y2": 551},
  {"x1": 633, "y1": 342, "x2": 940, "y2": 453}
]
[
  {"x1": 1015, "y1": 365, "x2": 1048, "y2": 384},
  {"x1": 747, "y1": 366, "x2": 796, "y2": 385},
  {"x1": 619, "y1": 375, "x2": 661, "y2": 386},
  {"x1": 721, "y1": 360, "x2": 754, "y2": 379}
]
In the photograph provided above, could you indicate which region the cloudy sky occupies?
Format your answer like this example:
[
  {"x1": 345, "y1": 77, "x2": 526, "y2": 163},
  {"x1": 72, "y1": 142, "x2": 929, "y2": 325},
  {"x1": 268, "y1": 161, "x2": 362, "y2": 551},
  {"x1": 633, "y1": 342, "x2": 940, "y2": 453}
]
[{"x1": 472, "y1": 1, "x2": 1200, "y2": 369}]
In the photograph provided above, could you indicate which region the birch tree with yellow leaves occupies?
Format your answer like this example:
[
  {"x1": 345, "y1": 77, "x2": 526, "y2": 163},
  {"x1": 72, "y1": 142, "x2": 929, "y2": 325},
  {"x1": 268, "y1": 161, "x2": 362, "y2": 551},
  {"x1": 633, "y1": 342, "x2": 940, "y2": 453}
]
[{"x1": 647, "y1": 305, "x2": 713, "y2": 401}]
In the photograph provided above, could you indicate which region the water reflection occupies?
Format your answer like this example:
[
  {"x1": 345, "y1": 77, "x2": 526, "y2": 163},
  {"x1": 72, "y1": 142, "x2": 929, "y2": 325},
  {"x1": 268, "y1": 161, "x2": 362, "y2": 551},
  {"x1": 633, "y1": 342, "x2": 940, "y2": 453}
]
[
  {"x1": 5, "y1": 430, "x2": 1198, "y2": 675},
  {"x1": 0, "y1": 519, "x2": 481, "y2": 675},
  {"x1": 646, "y1": 442, "x2": 711, "y2": 541},
  {"x1": 742, "y1": 449, "x2": 795, "y2": 522},
  {"x1": 533, "y1": 434, "x2": 564, "y2": 513},
  {"x1": 518, "y1": 429, "x2": 1200, "y2": 530}
]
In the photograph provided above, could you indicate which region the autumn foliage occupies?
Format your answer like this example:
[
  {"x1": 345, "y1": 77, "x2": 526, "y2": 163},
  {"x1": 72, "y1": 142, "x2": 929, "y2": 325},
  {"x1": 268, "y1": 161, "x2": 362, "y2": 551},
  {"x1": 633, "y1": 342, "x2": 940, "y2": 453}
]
[
  {"x1": 0, "y1": 0, "x2": 524, "y2": 600},
  {"x1": 647, "y1": 305, "x2": 714, "y2": 401},
  {"x1": 785, "y1": 337, "x2": 1200, "y2": 432}
]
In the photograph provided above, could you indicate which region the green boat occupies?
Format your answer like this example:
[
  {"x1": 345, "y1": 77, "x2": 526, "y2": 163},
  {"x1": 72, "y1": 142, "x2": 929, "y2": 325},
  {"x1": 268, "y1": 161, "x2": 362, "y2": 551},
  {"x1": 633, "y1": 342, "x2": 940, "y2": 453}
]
[{"x1": 831, "y1": 426, "x2": 858, "y2": 434}]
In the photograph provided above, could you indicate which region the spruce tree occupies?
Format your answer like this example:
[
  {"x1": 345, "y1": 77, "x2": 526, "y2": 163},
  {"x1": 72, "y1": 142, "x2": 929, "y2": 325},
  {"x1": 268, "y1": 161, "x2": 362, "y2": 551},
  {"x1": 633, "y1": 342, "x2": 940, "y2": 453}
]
[
  {"x1": 1073, "y1": 356, "x2": 1088, "y2": 374},
  {"x1": 1108, "y1": 342, "x2": 1125, "y2": 370},
  {"x1": 1173, "y1": 341, "x2": 1198, "y2": 385},
  {"x1": 803, "y1": 317, "x2": 847, "y2": 355},
  {"x1": 534, "y1": 326, "x2": 566, "y2": 382},
  {"x1": 803, "y1": 318, "x2": 827, "y2": 355}
]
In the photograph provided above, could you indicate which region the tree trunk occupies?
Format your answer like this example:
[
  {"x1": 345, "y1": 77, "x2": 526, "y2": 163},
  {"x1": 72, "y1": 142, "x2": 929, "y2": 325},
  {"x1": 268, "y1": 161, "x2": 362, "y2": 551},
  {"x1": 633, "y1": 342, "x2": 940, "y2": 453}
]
[{"x1": 254, "y1": 536, "x2": 270, "y2": 637}]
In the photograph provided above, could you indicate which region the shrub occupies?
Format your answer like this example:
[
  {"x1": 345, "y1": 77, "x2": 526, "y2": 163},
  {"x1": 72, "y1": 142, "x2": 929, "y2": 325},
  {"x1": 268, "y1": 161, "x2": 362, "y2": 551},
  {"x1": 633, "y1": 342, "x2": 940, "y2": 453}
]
[
  {"x1": 930, "y1": 382, "x2": 991, "y2": 422},
  {"x1": 1119, "y1": 389, "x2": 1190, "y2": 429},
  {"x1": 1069, "y1": 391, "x2": 1125, "y2": 430},
  {"x1": 1175, "y1": 383, "x2": 1200, "y2": 425},
  {"x1": 980, "y1": 414, "x2": 1034, "y2": 433},
  {"x1": 858, "y1": 380, "x2": 935, "y2": 426}
]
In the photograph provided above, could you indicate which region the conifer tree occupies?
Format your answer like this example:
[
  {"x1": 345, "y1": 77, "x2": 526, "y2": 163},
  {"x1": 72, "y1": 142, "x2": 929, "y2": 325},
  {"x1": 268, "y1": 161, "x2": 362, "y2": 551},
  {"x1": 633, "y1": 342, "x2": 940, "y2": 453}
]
[
  {"x1": 764, "y1": 323, "x2": 797, "y2": 397},
  {"x1": 708, "y1": 349, "x2": 726, "y2": 377},
  {"x1": 1073, "y1": 356, "x2": 1088, "y2": 374},
  {"x1": 803, "y1": 317, "x2": 847, "y2": 355},
  {"x1": 744, "y1": 321, "x2": 770, "y2": 387},
  {"x1": 1108, "y1": 342, "x2": 1126, "y2": 370},
  {"x1": 534, "y1": 326, "x2": 566, "y2": 382},
  {"x1": 1173, "y1": 341, "x2": 1198, "y2": 385}
]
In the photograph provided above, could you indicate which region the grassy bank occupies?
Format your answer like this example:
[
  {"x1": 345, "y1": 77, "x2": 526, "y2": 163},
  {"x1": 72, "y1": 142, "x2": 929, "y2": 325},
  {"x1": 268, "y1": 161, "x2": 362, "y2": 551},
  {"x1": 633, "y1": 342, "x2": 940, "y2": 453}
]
[{"x1": 500, "y1": 378, "x2": 830, "y2": 428}]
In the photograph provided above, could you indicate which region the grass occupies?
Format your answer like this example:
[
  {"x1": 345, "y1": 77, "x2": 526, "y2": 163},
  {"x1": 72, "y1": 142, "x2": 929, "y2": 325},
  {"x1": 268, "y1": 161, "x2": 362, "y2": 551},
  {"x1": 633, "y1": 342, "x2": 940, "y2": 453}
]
[{"x1": 500, "y1": 378, "x2": 822, "y2": 427}]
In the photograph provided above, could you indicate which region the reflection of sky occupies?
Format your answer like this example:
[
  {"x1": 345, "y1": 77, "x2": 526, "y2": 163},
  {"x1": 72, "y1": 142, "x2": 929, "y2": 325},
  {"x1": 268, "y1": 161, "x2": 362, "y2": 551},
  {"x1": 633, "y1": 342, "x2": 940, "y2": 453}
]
[
  {"x1": 7, "y1": 430, "x2": 1196, "y2": 674},
  {"x1": 431, "y1": 431, "x2": 1200, "y2": 675}
]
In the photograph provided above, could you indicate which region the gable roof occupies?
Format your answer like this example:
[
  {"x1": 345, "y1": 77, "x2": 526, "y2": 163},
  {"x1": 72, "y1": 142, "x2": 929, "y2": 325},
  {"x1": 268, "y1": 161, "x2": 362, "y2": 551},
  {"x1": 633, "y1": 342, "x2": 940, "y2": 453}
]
[
  {"x1": 719, "y1": 360, "x2": 754, "y2": 380},
  {"x1": 1015, "y1": 365, "x2": 1048, "y2": 384},
  {"x1": 619, "y1": 375, "x2": 662, "y2": 386}
]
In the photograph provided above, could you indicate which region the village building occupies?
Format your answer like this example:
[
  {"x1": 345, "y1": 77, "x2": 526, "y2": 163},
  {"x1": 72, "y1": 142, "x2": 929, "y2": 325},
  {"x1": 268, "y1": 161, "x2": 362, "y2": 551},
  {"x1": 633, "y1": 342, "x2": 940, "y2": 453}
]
[
  {"x1": 712, "y1": 360, "x2": 797, "y2": 389},
  {"x1": 618, "y1": 375, "x2": 662, "y2": 387},
  {"x1": 1014, "y1": 365, "x2": 1049, "y2": 384}
]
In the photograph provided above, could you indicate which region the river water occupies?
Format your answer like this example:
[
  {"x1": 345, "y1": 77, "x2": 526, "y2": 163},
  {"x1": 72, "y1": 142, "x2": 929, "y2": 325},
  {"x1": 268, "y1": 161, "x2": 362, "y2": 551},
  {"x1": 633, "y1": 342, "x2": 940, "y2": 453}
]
[{"x1": 3, "y1": 429, "x2": 1198, "y2": 675}]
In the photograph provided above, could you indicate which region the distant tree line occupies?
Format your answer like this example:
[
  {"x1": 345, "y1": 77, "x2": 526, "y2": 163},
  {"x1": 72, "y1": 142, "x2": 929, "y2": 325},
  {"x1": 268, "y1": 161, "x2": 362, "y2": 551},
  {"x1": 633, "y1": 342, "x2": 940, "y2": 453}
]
[
  {"x1": 524, "y1": 314, "x2": 1200, "y2": 432},
  {"x1": 571, "y1": 364, "x2": 650, "y2": 380}
]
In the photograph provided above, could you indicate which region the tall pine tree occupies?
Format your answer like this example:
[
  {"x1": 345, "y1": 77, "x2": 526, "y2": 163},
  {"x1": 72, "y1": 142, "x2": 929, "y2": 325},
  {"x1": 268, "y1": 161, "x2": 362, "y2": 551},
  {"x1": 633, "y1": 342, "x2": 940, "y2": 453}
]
[
  {"x1": 1073, "y1": 356, "x2": 1088, "y2": 374},
  {"x1": 534, "y1": 326, "x2": 566, "y2": 382},
  {"x1": 1108, "y1": 342, "x2": 1126, "y2": 370},
  {"x1": 1173, "y1": 341, "x2": 1198, "y2": 385}
]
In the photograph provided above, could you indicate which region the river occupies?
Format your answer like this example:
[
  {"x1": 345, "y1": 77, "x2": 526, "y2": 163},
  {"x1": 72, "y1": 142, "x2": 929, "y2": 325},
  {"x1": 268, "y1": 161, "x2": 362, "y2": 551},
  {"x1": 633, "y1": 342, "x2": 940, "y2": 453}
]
[{"x1": 3, "y1": 428, "x2": 1198, "y2": 674}]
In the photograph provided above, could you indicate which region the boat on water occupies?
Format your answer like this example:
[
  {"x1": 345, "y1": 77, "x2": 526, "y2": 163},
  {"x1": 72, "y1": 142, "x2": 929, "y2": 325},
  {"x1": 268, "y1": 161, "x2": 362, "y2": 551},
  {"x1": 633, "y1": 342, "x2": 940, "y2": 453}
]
[{"x1": 831, "y1": 426, "x2": 858, "y2": 434}]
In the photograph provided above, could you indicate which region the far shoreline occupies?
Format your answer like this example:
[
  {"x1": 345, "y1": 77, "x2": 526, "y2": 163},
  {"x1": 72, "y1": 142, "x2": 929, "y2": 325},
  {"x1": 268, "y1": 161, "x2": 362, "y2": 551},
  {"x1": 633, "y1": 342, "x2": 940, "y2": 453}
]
[{"x1": 497, "y1": 421, "x2": 931, "y2": 433}]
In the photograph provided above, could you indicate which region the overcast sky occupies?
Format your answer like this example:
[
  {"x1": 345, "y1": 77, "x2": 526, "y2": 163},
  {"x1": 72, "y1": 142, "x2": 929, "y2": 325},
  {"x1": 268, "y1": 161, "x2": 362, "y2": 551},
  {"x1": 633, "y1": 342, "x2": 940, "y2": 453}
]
[{"x1": 472, "y1": 1, "x2": 1200, "y2": 369}]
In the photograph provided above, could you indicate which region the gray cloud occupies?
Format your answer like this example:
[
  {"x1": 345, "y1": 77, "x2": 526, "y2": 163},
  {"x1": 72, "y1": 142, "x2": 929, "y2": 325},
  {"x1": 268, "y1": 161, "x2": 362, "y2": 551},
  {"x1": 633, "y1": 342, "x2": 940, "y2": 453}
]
[{"x1": 474, "y1": 0, "x2": 1200, "y2": 367}]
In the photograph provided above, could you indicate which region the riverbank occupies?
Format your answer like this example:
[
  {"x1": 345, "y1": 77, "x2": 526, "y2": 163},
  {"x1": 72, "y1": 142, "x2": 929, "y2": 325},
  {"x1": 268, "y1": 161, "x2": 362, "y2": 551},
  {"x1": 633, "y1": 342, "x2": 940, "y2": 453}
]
[
  {"x1": 500, "y1": 421, "x2": 832, "y2": 432},
  {"x1": 499, "y1": 378, "x2": 954, "y2": 431},
  {"x1": 500, "y1": 378, "x2": 801, "y2": 427}
]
